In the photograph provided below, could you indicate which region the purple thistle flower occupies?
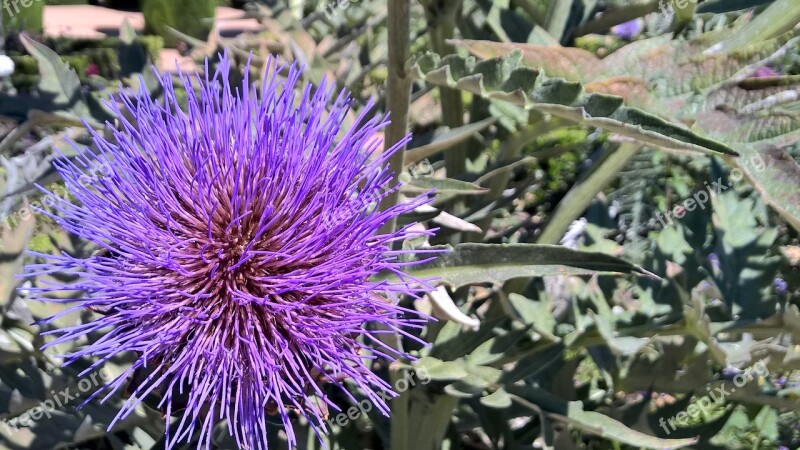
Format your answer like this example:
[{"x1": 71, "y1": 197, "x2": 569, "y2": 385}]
[{"x1": 26, "y1": 55, "x2": 434, "y2": 450}]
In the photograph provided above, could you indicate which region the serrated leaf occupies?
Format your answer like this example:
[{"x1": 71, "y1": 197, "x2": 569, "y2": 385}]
[
  {"x1": 601, "y1": 31, "x2": 798, "y2": 97},
  {"x1": 411, "y1": 51, "x2": 737, "y2": 156},
  {"x1": 449, "y1": 39, "x2": 601, "y2": 82},
  {"x1": 696, "y1": 109, "x2": 800, "y2": 231},
  {"x1": 391, "y1": 243, "x2": 655, "y2": 289},
  {"x1": 507, "y1": 293, "x2": 557, "y2": 337}
]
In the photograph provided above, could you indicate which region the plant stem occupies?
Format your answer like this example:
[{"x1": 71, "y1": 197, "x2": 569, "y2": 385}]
[
  {"x1": 536, "y1": 142, "x2": 641, "y2": 245},
  {"x1": 381, "y1": 3, "x2": 415, "y2": 449},
  {"x1": 574, "y1": 1, "x2": 661, "y2": 36},
  {"x1": 378, "y1": 0, "x2": 413, "y2": 236},
  {"x1": 424, "y1": 0, "x2": 465, "y2": 178}
]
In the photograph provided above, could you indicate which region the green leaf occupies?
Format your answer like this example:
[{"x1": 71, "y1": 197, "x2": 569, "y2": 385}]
[
  {"x1": 509, "y1": 387, "x2": 699, "y2": 448},
  {"x1": 404, "y1": 118, "x2": 496, "y2": 164},
  {"x1": 696, "y1": 109, "x2": 800, "y2": 231},
  {"x1": 544, "y1": 0, "x2": 573, "y2": 41},
  {"x1": 480, "y1": 388, "x2": 512, "y2": 409},
  {"x1": 411, "y1": 51, "x2": 737, "y2": 156},
  {"x1": 390, "y1": 243, "x2": 656, "y2": 289},
  {"x1": 19, "y1": 34, "x2": 111, "y2": 124},
  {"x1": 20, "y1": 34, "x2": 81, "y2": 107},
  {"x1": 601, "y1": 30, "x2": 796, "y2": 96},
  {"x1": 465, "y1": 324, "x2": 530, "y2": 366},
  {"x1": 444, "y1": 376, "x2": 486, "y2": 398},
  {"x1": 562, "y1": 401, "x2": 698, "y2": 449},
  {"x1": 20, "y1": 35, "x2": 88, "y2": 115},
  {"x1": 467, "y1": 365, "x2": 503, "y2": 385},
  {"x1": 118, "y1": 19, "x2": 149, "y2": 78},
  {"x1": 400, "y1": 173, "x2": 488, "y2": 195},
  {"x1": 0, "y1": 210, "x2": 34, "y2": 308},
  {"x1": 506, "y1": 293, "x2": 558, "y2": 338},
  {"x1": 449, "y1": 39, "x2": 601, "y2": 82},
  {"x1": 714, "y1": 0, "x2": 800, "y2": 53},
  {"x1": 413, "y1": 356, "x2": 468, "y2": 381}
]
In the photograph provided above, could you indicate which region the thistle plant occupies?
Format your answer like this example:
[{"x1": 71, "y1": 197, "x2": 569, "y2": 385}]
[{"x1": 25, "y1": 56, "x2": 433, "y2": 450}]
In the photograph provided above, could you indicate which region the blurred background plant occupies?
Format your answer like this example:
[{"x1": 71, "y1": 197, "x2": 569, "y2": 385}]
[{"x1": 1, "y1": 0, "x2": 800, "y2": 449}]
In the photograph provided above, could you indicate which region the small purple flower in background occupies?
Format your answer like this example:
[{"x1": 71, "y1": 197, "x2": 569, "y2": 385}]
[
  {"x1": 26, "y1": 55, "x2": 434, "y2": 450},
  {"x1": 611, "y1": 19, "x2": 643, "y2": 40},
  {"x1": 85, "y1": 63, "x2": 100, "y2": 77},
  {"x1": 754, "y1": 66, "x2": 780, "y2": 78},
  {"x1": 708, "y1": 252, "x2": 720, "y2": 271},
  {"x1": 774, "y1": 278, "x2": 788, "y2": 293}
]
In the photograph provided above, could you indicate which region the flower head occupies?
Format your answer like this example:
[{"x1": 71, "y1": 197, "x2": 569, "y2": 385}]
[{"x1": 27, "y1": 55, "x2": 433, "y2": 449}]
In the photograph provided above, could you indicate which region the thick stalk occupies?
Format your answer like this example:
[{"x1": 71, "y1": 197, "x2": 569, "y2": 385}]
[
  {"x1": 381, "y1": 3, "x2": 415, "y2": 450},
  {"x1": 425, "y1": 1, "x2": 465, "y2": 177},
  {"x1": 378, "y1": 0, "x2": 412, "y2": 236}
]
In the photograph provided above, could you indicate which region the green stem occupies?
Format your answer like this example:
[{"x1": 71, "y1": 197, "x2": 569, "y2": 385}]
[
  {"x1": 574, "y1": 1, "x2": 661, "y2": 36},
  {"x1": 407, "y1": 393, "x2": 459, "y2": 450},
  {"x1": 544, "y1": 0, "x2": 574, "y2": 42},
  {"x1": 536, "y1": 142, "x2": 641, "y2": 245},
  {"x1": 390, "y1": 368, "x2": 411, "y2": 450},
  {"x1": 378, "y1": 0, "x2": 413, "y2": 236},
  {"x1": 382, "y1": 3, "x2": 414, "y2": 449},
  {"x1": 424, "y1": 0, "x2": 465, "y2": 177}
]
